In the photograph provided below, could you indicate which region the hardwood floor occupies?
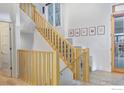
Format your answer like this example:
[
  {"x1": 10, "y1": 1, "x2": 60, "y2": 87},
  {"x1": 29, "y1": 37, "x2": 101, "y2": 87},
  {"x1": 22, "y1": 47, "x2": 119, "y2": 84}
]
[{"x1": 0, "y1": 71, "x2": 27, "y2": 85}]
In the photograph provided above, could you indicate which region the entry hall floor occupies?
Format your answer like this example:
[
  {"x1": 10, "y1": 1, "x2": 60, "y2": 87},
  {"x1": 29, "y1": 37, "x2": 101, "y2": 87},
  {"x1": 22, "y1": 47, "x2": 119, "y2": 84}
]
[
  {"x1": 60, "y1": 71, "x2": 124, "y2": 85},
  {"x1": 0, "y1": 71, "x2": 27, "y2": 85},
  {"x1": 0, "y1": 71, "x2": 123, "y2": 85},
  {"x1": 81, "y1": 71, "x2": 124, "y2": 85}
]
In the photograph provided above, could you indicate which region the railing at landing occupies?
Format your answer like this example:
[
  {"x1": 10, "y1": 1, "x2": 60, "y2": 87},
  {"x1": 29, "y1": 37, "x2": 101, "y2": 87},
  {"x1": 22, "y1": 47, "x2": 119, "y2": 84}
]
[{"x1": 18, "y1": 50, "x2": 59, "y2": 85}]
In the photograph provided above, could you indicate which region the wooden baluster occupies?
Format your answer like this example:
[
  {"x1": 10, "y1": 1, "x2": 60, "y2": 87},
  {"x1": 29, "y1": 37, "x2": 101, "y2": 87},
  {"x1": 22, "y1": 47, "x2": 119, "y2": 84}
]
[
  {"x1": 70, "y1": 48, "x2": 72, "y2": 64},
  {"x1": 42, "y1": 52, "x2": 45, "y2": 85},
  {"x1": 57, "y1": 36, "x2": 59, "y2": 51},
  {"x1": 45, "y1": 52, "x2": 47, "y2": 85},
  {"x1": 32, "y1": 51, "x2": 35, "y2": 85},
  {"x1": 30, "y1": 51, "x2": 32, "y2": 84},
  {"x1": 20, "y1": 51, "x2": 23, "y2": 80},
  {"x1": 54, "y1": 33, "x2": 56, "y2": 49},
  {"x1": 19, "y1": 51, "x2": 22, "y2": 79},
  {"x1": 24, "y1": 3, "x2": 26, "y2": 13},
  {"x1": 47, "y1": 27, "x2": 50, "y2": 41},
  {"x1": 71, "y1": 48, "x2": 74, "y2": 69},
  {"x1": 65, "y1": 44, "x2": 68, "y2": 64},
  {"x1": 23, "y1": 51, "x2": 26, "y2": 81},
  {"x1": 82, "y1": 48, "x2": 90, "y2": 82},
  {"x1": 28, "y1": 51, "x2": 31, "y2": 84},
  {"x1": 68, "y1": 46, "x2": 71, "y2": 65},
  {"x1": 45, "y1": 23, "x2": 47, "y2": 38},
  {"x1": 35, "y1": 12, "x2": 38, "y2": 26},
  {"x1": 47, "y1": 25, "x2": 49, "y2": 39},
  {"x1": 51, "y1": 29, "x2": 54, "y2": 45},
  {"x1": 59, "y1": 38, "x2": 61, "y2": 53},
  {"x1": 37, "y1": 14, "x2": 40, "y2": 28},
  {"x1": 50, "y1": 53, "x2": 52, "y2": 85},
  {"x1": 47, "y1": 25, "x2": 50, "y2": 41},
  {"x1": 44, "y1": 20, "x2": 47, "y2": 36},
  {"x1": 41, "y1": 52, "x2": 43, "y2": 85},
  {"x1": 43, "y1": 22, "x2": 46, "y2": 37},
  {"x1": 52, "y1": 51, "x2": 59, "y2": 85},
  {"x1": 23, "y1": 51, "x2": 25, "y2": 81},
  {"x1": 41, "y1": 16, "x2": 43, "y2": 30},
  {"x1": 35, "y1": 52, "x2": 37, "y2": 85},
  {"x1": 39, "y1": 17, "x2": 42, "y2": 33},
  {"x1": 37, "y1": 52, "x2": 39, "y2": 85},
  {"x1": 35, "y1": 12, "x2": 37, "y2": 26},
  {"x1": 22, "y1": 51, "x2": 25, "y2": 80},
  {"x1": 35, "y1": 51, "x2": 38, "y2": 85},
  {"x1": 49, "y1": 27, "x2": 51, "y2": 41},
  {"x1": 56, "y1": 35, "x2": 58, "y2": 50},
  {"x1": 62, "y1": 41, "x2": 64, "y2": 57},
  {"x1": 42, "y1": 20, "x2": 45, "y2": 36},
  {"x1": 47, "y1": 53, "x2": 50, "y2": 85},
  {"x1": 20, "y1": 4, "x2": 22, "y2": 10},
  {"x1": 31, "y1": 4, "x2": 35, "y2": 22},
  {"x1": 52, "y1": 32, "x2": 54, "y2": 47},
  {"x1": 38, "y1": 52, "x2": 41, "y2": 85},
  {"x1": 25, "y1": 51, "x2": 28, "y2": 82}
]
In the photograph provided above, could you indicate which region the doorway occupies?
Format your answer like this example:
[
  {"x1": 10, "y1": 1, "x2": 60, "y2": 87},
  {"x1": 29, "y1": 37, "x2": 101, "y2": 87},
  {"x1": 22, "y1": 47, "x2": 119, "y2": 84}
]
[
  {"x1": 0, "y1": 22, "x2": 12, "y2": 77},
  {"x1": 111, "y1": 4, "x2": 124, "y2": 73}
]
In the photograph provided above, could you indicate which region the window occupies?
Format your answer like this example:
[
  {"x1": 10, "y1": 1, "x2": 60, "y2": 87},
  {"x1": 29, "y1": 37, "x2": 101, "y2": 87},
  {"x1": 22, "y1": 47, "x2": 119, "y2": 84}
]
[
  {"x1": 115, "y1": 16, "x2": 124, "y2": 33},
  {"x1": 55, "y1": 4, "x2": 61, "y2": 26},
  {"x1": 47, "y1": 4, "x2": 61, "y2": 26},
  {"x1": 48, "y1": 4, "x2": 54, "y2": 25}
]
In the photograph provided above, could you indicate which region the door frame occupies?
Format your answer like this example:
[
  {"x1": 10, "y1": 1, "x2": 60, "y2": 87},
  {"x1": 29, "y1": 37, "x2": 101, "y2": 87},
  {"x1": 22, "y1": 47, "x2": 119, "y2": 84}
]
[{"x1": 111, "y1": 4, "x2": 124, "y2": 73}]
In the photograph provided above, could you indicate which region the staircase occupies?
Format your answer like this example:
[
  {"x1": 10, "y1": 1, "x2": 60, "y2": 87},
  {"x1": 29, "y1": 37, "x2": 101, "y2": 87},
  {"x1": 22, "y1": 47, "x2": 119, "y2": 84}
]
[{"x1": 20, "y1": 3, "x2": 90, "y2": 83}]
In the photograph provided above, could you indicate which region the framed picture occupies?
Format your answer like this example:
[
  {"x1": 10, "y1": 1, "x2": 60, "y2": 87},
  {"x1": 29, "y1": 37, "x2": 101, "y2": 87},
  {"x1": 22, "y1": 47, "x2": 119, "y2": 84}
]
[
  {"x1": 68, "y1": 29, "x2": 74, "y2": 37},
  {"x1": 89, "y1": 27, "x2": 96, "y2": 36},
  {"x1": 80, "y1": 28, "x2": 88, "y2": 36},
  {"x1": 74, "y1": 28, "x2": 80, "y2": 37},
  {"x1": 97, "y1": 25, "x2": 105, "y2": 35}
]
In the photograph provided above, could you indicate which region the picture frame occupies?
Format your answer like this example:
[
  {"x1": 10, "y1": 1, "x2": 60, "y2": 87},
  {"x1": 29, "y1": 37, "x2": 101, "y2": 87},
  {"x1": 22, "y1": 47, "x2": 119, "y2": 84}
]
[
  {"x1": 80, "y1": 28, "x2": 88, "y2": 36},
  {"x1": 89, "y1": 27, "x2": 96, "y2": 36},
  {"x1": 97, "y1": 25, "x2": 105, "y2": 35},
  {"x1": 74, "y1": 28, "x2": 80, "y2": 37},
  {"x1": 68, "y1": 29, "x2": 74, "y2": 37}
]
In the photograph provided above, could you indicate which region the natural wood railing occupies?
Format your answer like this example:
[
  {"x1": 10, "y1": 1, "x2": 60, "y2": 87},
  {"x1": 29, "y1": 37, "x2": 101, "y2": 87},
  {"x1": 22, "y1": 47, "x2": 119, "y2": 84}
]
[
  {"x1": 18, "y1": 50, "x2": 59, "y2": 85},
  {"x1": 20, "y1": 4, "x2": 89, "y2": 80}
]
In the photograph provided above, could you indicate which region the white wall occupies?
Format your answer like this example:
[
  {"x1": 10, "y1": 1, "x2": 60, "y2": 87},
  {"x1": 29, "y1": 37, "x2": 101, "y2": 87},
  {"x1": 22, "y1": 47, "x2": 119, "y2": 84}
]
[
  {"x1": 64, "y1": 3, "x2": 112, "y2": 72},
  {"x1": 20, "y1": 32, "x2": 34, "y2": 49},
  {"x1": 33, "y1": 30, "x2": 53, "y2": 51}
]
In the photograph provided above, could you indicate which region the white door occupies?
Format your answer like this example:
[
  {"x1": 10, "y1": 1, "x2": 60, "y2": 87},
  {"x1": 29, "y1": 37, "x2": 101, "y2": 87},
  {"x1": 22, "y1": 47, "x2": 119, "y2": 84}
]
[{"x1": 0, "y1": 22, "x2": 11, "y2": 77}]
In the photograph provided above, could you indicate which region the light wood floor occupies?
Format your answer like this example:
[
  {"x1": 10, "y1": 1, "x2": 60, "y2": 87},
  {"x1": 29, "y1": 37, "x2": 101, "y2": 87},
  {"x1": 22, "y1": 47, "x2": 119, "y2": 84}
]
[{"x1": 0, "y1": 71, "x2": 27, "y2": 85}]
